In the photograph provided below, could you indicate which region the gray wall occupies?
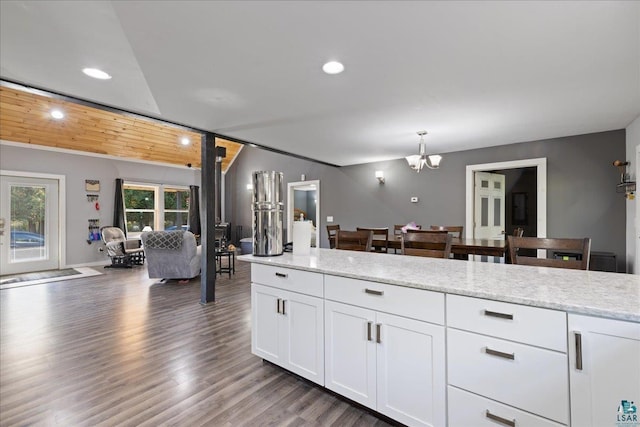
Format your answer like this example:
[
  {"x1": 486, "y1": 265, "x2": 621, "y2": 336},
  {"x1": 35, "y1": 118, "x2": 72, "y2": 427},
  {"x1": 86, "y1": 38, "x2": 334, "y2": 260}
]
[
  {"x1": 226, "y1": 130, "x2": 627, "y2": 271},
  {"x1": 0, "y1": 144, "x2": 200, "y2": 266}
]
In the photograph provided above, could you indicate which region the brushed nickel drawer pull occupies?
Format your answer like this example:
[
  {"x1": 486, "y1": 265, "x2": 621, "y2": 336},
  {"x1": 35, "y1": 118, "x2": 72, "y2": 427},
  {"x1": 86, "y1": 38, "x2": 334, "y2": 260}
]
[
  {"x1": 575, "y1": 332, "x2": 583, "y2": 371},
  {"x1": 365, "y1": 288, "x2": 384, "y2": 296},
  {"x1": 275, "y1": 272, "x2": 288, "y2": 278},
  {"x1": 367, "y1": 321, "x2": 373, "y2": 341},
  {"x1": 484, "y1": 309, "x2": 513, "y2": 320},
  {"x1": 376, "y1": 323, "x2": 382, "y2": 344},
  {"x1": 485, "y1": 347, "x2": 515, "y2": 360},
  {"x1": 485, "y1": 410, "x2": 516, "y2": 427}
]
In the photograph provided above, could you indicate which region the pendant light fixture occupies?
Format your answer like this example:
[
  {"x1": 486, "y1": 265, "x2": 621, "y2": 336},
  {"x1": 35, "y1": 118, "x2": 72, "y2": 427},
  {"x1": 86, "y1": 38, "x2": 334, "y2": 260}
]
[{"x1": 405, "y1": 131, "x2": 442, "y2": 172}]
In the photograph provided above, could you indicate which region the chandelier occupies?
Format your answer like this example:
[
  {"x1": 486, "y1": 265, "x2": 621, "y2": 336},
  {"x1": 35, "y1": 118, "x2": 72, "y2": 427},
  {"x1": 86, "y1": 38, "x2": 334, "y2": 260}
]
[{"x1": 405, "y1": 131, "x2": 442, "y2": 172}]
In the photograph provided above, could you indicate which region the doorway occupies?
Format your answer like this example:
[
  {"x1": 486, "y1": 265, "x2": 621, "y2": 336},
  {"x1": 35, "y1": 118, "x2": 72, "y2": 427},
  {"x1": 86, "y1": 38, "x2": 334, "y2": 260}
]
[
  {"x1": 466, "y1": 158, "x2": 547, "y2": 258},
  {"x1": 287, "y1": 180, "x2": 320, "y2": 247},
  {"x1": 0, "y1": 171, "x2": 64, "y2": 275}
]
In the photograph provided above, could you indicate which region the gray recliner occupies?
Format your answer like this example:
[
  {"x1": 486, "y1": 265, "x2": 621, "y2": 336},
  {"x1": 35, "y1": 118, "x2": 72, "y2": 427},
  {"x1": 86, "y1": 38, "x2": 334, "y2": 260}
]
[{"x1": 141, "y1": 230, "x2": 201, "y2": 280}]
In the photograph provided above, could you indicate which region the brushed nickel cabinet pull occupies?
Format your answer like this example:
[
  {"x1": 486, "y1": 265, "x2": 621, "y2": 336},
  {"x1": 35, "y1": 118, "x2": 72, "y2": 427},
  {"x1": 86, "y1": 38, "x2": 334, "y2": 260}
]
[
  {"x1": 275, "y1": 272, "x2": 288, "y2": 278},
  {"x1": 365, "y1": 288, "x2": 384, "y2": 296},
  {"x1": 367, "y1": 321, "x2": 372, "y2": 341},
  {"x1": 282, "y1": 299, "x2": 286, "y2": 315},
  {"x1": 485, "y1": 347, "x2": 515, "y2": 360},
  {"x1": 485, "y1": 410, "x2": 516, "y2": 427},
  {"x1": 376, "y1": 323, "x2": 382, "y2": 344},
  {"x1": 276, "y1": 298, "x2": 281, "y2": 314},
  {"x1": 484, "y1": 309, "x2": 513, "y2": 320},
  {"x1": 575, "y1": 332, "x2": 583, "y2": 371}
]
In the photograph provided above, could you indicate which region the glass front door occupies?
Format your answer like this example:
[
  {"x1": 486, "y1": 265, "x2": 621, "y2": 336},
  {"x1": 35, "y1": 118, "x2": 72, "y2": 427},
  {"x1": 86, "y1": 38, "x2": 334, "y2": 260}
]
[{"x1": 0, "y1": 175, "x2": 60, "y2": 275}]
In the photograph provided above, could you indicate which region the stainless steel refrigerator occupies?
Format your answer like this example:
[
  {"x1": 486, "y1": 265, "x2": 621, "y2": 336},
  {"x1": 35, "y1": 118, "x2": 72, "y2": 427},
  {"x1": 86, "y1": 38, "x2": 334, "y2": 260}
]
[{"x1": 252, "y1": 171, "x2": 284, "y2": 256}]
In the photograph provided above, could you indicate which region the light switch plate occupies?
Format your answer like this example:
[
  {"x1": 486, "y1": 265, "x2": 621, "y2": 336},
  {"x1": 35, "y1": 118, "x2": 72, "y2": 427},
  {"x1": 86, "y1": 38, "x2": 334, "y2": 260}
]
[
  {"x1": 411, "y1": 197, "x2": 419, "y2": 203},
  {"x1": 327, "y1": 216, "x2": 334, "y2": 222}
]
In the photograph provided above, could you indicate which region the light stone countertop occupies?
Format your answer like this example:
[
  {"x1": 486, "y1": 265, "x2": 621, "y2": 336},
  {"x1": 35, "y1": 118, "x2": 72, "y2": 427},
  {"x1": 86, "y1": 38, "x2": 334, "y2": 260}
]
[{"x1": 238, "y1": 248, "x2": 640, "y2": 322}]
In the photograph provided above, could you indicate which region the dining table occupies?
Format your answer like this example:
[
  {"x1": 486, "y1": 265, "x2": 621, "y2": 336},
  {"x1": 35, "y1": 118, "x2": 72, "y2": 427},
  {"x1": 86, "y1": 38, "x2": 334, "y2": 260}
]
[{"x1": 374, "y1": 235, "x2": 507, "y2": 259}]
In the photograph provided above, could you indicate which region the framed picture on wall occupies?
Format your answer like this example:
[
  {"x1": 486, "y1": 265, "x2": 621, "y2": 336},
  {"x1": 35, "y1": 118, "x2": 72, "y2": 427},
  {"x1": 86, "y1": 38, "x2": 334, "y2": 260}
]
[
  {"x1": 512, "y1": 192, "x2": 528, "y2": 225},
  {"x1": 85, "y1": 180, "x2": 100, "y2": 192}
]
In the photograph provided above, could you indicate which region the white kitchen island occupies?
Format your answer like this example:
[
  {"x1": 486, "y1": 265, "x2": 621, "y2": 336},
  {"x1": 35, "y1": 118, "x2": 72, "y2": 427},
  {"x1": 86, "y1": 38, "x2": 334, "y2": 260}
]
[{"x1": 239, "y1": 248, "x2": 640, "y2": 427}]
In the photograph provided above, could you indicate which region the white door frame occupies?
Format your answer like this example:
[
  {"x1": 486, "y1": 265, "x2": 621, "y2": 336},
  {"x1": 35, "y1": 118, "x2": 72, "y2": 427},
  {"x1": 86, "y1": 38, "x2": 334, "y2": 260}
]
[
  {"x1": 287, "y1": 180, "x2": 320, "y2": 247},
  {"x1": 636, "y1": 144, "x2": 639, "y2": 274},
  {"x1": 0, "y1": 170, "x2": 66, "y2": 269},
  {"x1": 466, "y1": 158, "x2": 547, "y2": 253}
]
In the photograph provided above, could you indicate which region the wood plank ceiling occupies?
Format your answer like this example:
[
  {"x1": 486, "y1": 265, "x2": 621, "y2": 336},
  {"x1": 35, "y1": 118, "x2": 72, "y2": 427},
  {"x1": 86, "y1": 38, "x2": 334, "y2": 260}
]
[{"x1": 0, "y1": 85, "x2": 243, "y2": 172}]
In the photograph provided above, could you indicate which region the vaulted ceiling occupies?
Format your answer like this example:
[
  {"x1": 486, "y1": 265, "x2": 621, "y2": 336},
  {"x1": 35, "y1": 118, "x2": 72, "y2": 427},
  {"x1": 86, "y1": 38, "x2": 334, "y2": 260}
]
[{"x1": 1, "y1": 1, "x2": 638, "y2": 166}]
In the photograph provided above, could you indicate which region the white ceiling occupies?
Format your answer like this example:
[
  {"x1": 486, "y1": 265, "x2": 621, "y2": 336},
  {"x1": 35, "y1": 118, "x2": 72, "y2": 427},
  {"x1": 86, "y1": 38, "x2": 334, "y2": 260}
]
[{"x1": 1, "y1": 1, "x2": 638, "y2": 166}]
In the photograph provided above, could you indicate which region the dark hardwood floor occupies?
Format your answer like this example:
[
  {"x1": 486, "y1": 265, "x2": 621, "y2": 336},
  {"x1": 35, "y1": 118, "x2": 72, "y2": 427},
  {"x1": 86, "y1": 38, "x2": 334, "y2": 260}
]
[{"x1": 0, "y1": 261, "x2": 394, "y2": 426}]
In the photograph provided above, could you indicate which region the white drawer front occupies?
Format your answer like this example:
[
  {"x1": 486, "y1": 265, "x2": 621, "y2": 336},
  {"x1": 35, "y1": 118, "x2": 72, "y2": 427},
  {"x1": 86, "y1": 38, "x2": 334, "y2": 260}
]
[
  {"x1": 447, "y1": 294, "x2": 567, "y2": 352},
  {"x1": 325, "y1": 275, "x2": 444, "y2": 325},
  {"x1": 448, "y1": 328, "x2": 569, "y2": 424},
  {"x1": 251, "y1": 264, "x2": 323, "y2": 297},
  {"x1": 448, "y1": 386, "x2": 565, "y2": 427}
]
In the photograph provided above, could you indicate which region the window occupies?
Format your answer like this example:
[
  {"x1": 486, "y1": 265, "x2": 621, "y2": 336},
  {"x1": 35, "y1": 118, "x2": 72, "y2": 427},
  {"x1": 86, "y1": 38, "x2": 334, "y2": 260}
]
[
  {"x1": 164, "y1": 187, "x2": 189, "y2": 230},
  {"x1": 124, "y1": 184, "x2": 157, "y2": 236},
  {"x1": 123, "y1": 183, "x2": 190, "y2": 236}
]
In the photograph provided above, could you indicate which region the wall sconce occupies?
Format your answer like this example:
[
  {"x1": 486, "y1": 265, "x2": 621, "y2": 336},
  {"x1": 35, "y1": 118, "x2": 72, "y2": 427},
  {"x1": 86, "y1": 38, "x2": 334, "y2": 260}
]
[{"x1": 375, "y1": 170, "x2": 385, "y2": 184}]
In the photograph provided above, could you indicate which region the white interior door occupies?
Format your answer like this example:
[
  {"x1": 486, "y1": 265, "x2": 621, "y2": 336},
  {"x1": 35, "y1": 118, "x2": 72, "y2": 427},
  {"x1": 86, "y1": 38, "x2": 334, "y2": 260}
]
[
  {"x1": 0, "y1": 175, "x2": 59, "y2": 275},
  {"x1": 474, "y1": 172, "x2": 505, "y2": 240}
]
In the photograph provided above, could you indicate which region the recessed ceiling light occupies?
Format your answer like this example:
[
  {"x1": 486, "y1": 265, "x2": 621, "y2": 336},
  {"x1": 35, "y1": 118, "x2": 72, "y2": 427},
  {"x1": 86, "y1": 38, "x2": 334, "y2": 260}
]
[
  {"x1": 82, "y1": 68, "x2": 112, "y2": 80},
  {"x1": 180, "y1": 137, "x2": 190, "y2": 146},
  {"x1": 322, "y1": 61, "x2": 344, "y2": 75},
  {"x1": 50, "y1": 109, "x2": 64, "y2": 119}
]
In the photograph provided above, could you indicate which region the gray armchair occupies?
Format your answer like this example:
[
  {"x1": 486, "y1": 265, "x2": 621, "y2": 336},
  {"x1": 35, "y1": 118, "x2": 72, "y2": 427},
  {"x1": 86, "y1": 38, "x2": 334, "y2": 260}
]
[
  {"x1": 141, "y1": 230, "x2": 201, "y2": 280},
  {"x1": 101, "y1": 226, "x2": 145, "y2": 268}
]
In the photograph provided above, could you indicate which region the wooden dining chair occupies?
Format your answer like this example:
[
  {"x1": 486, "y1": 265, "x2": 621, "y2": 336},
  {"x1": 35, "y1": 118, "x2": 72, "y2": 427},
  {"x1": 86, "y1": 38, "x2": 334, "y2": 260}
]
[
  {"x1": 326, "y1": 224, "x2": 340, "y2": 249},
  {"x1": 429, "y1": 225, "x2": 464, "y2": 238},
  {"x1": 401, "y1": 230, "x2": 452, "y2": 259},
  {"x1": 505, "y1": 227, "x2": 525, "y2": 263},
  {"x1": 357, "y1": 227, "x2": 389, "y2": 252},
  {"x1": 507, "y1": 236, "x2": 591, "y2": 270},
  {"x1": 335, "y1": 230, "x2": 373, "y2": 252}
]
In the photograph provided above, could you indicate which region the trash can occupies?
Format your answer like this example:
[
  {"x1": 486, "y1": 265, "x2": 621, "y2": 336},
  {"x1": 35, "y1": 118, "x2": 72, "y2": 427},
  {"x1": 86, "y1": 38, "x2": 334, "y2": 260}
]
[{"x1": 240, "y1": 237, "x2": 253, "y2": 255}]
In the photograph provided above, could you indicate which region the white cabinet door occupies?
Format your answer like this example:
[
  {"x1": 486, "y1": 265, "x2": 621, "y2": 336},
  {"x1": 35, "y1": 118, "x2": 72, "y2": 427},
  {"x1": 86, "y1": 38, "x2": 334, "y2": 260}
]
[
  {"x1": 252, "y1": 283, "x2": 282, "y2": 363},
  {"x1": 376, "y1": 313, "x2": 445, "y2": 427},
  {"x1": 281, "y1": 291, "x2": 324, "y2": 385},
  {"x1": 252, "y1": 283, "x2": 324, "y2": 385},
  {"x1": 324, "y1": 300, "x2": 377, "y2": 409},
  {"x1": 568, "y1": 314, "x2": 640, "y2": 427}
]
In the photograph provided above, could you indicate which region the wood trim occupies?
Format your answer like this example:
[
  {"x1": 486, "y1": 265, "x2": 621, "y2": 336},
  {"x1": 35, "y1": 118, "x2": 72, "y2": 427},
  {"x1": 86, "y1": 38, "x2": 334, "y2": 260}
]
[{"x1": 0, "y1": 85, "x2": 243, "y2": 172}]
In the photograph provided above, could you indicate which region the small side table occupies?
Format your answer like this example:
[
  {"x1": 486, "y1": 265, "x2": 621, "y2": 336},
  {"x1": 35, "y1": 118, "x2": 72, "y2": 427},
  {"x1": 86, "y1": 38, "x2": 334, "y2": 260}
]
[{"x1": 215, "y1": 249, "x2": 235, "y2": 278}]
